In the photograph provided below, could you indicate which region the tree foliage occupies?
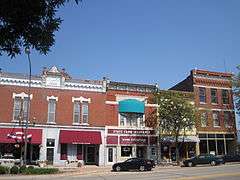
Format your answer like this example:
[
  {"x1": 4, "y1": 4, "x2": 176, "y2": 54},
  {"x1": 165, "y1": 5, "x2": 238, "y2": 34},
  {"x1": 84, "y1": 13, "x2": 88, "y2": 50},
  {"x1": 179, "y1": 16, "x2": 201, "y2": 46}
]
[
  {"x1": 156, "y1": 90, "x2": 196, "y2": 162},
  {"x1": 0, "y1": 0, "x2": 79, "y2": 58},
  {"x1": 233, "y1": 65, "x2": 240, "y2": 114}
]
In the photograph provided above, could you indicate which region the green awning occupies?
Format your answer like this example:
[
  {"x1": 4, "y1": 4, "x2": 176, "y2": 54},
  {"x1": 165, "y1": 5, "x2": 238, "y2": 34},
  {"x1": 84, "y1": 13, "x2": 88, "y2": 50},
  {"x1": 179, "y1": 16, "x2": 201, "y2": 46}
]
[{"x1": 119, "y1": 99, "x2": 145, "y2": 114}]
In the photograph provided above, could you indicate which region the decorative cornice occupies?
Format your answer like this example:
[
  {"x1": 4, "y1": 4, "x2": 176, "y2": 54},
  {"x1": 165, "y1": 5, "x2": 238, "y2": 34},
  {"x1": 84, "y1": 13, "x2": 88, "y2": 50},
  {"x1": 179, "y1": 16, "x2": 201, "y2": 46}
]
[
  {"x1": 12, "y1": 92, "x2": 33, "y2": 99},
  {"x1": 47, "y1": 95, "x2": 58, "y2": 101}
]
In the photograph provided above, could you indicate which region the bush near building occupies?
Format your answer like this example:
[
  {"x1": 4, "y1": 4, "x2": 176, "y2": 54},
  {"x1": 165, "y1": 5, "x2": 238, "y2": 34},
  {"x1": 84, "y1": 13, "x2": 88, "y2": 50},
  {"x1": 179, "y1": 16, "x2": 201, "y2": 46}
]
[{"x1": 0, "y1": 165, "x2": 59, "y2": 175}]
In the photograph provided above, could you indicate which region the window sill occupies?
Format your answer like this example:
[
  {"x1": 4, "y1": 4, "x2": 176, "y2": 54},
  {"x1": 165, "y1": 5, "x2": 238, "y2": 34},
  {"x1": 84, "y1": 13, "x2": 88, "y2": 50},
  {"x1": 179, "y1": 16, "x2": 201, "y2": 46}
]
[
  {"x1": 211, "y1": 103, "x2": 218, "y2": 105},
  {"x1": 47, "y1": 122, "x2": 56, "y2": 125},
  {"x1": 213, "y1": 126, "x2": 221, "y2": 128},
  {"x1": 199, "y1": 102, "x2": 207, "y2": 105},
  {"x1": 72, "y1": 123, "x2": 89, "y2": 126},
  {"x1": 225, "y1": 126, "x2": 232, "y2": 128}
]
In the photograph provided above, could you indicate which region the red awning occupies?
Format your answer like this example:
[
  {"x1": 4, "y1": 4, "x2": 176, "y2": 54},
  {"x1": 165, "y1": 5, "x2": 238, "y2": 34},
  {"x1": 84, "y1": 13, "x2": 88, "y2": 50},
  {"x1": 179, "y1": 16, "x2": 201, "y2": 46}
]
[
  {"x1": 0, "y1": 128, "x2": 42, "y2": 144},
  {"x1": 59, "y1": 130, "x2": 102, "y2": 144}
]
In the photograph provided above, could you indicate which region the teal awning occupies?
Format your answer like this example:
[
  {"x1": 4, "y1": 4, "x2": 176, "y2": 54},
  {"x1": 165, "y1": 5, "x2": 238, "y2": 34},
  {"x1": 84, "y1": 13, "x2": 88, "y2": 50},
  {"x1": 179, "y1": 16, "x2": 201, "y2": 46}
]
[{"x1": 119, "y1": 99, "x2": 145, "y2": 114}]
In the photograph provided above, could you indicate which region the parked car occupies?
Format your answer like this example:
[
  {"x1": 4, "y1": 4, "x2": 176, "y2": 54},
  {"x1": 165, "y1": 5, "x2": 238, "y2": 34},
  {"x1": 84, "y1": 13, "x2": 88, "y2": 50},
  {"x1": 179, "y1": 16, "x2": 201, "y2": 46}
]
[
  {"x1": 183, "y1": 154, "x2": 224, "y2": 167},
  {"x1": 221, "y1": 154, "x2": 240, "y2": 163},
  {"x1": 112, "y1": 158, "x2": 154, "y2": 171}
]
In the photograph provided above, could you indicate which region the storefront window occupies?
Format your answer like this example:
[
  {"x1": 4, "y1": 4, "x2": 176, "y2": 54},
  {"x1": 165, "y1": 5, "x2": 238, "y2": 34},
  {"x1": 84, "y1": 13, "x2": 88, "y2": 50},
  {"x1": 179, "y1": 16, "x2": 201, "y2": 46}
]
[
  {"x1": 60, "y1": 144, "x2": 67, "y2": 160},
  {"x1": 121, "y1": 146, "x2": 132, "y2": 157}
]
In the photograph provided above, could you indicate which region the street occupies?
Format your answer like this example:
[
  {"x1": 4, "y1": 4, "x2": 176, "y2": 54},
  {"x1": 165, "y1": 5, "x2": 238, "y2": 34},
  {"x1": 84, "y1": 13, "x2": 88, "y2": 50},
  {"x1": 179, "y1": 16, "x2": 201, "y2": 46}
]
[{"x1": 1, "y1": 163, "x2": 240, "y2": 180}]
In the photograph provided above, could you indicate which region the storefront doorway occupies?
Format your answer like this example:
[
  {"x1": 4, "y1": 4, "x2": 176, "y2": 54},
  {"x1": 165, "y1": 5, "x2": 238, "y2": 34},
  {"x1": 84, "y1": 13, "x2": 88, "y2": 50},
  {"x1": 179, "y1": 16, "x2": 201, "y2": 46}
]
[
  {"x1": 46, "y1": 148, "x2": 54, "y2": 165},
  {"x1": 136, "y1": 146, "x2": 147, "y2": 158},
  {"x1": 85, "y1": 145, "x2": 98, "y2": 165},
  {"x1": 107, "y1": 147, "x2": 116, "y2": 164}
]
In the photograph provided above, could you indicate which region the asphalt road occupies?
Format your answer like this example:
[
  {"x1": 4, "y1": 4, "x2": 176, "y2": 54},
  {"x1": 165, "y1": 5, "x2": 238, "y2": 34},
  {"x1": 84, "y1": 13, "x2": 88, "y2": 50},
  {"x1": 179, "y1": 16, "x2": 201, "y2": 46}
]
[{"x1": 1, "y1": 163, "x2": 240, "y2": 180}]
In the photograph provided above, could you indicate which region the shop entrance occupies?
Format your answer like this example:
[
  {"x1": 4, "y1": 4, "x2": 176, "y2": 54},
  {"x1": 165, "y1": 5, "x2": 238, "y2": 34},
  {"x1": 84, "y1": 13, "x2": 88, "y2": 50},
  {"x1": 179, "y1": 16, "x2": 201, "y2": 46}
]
[
  {"x1": 136, "y1": 146, "x2": 147, "y2": 158},
  {"x1": 107, "y1": 147, "x2": 116, "y2": 164},
  {"x1": 85, "y1": 145, "x2": 98, "y2": 165},
  {"x1": 46, "y1": 148, "x2": 54, "y2": 165}
]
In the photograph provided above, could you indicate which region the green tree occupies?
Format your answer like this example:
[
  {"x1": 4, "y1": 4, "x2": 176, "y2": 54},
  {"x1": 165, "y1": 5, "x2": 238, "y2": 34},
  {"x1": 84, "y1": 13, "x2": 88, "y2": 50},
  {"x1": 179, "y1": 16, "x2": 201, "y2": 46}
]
[
  {"x1": 0, "y1": 0, "x2": 79, "y2": 58},
  {"x1": 233, "y1": 65, "x2": 240, "y2": 114},
  {"x1": 156, "y1": 91, "x2": 195, "y2": 163}
]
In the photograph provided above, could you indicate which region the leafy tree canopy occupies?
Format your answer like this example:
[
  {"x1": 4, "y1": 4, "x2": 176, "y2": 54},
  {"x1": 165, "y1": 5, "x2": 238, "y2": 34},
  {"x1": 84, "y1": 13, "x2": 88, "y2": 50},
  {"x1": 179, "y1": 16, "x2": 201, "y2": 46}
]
[
  {"x1": 0, "y1": 0, "x2": 79, "y2": 58},
  {"x1": 233, "y1": 65, "x2": 240, "y2": 114},
  {"x1": 156, "y1": 91, "x2": 196, "y2": 136}
]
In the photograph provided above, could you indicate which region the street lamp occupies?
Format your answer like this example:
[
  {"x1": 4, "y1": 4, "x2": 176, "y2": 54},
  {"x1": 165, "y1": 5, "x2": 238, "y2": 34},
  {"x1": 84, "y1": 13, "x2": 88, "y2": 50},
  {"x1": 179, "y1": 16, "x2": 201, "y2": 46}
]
[{"x1": 23, "y1": 46, "x2": 31, "y2": 165}]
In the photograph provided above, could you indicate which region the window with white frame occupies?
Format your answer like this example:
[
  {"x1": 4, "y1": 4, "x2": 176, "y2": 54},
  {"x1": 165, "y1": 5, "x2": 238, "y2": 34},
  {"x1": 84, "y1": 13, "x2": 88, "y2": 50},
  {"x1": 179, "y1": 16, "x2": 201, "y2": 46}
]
[
  {"x1": 72, "y1": 100, "x2": 89, "y2": 124},
  {"x1": 13, "y1": 97, "x2": 29, "y2": 121},
  {"x1": 213, "y1": 111, "x2": 220, "y2": 127},
  {"x1": 48, "y1": 99, "x2": 56, "y2": 123},
  {"x1": 82, "y1": 103, "x2": 89, "y2": 124},
  {"x1": 119, "y1": 113, "x2": 144, "y2": 127},
  {"x1": 73, "y1": 101, "x2": 81, "y2": 123}
]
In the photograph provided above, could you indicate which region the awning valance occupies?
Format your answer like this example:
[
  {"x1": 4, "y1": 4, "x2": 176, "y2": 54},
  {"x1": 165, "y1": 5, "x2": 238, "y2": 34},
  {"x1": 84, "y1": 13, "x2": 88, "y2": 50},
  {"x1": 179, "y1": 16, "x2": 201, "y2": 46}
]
[
  {"x1": 162, "y1": 136, "x2": 200, "y2": 143},
  {"x1": 59, "y1": 130, "x2": 102, "y2": 144},
  {"x1": 0, "y1": 128, "x2": 42, "y2": 144},
  {"x1": 119, "y1": 99, "x2": 145, "y2": 114}
]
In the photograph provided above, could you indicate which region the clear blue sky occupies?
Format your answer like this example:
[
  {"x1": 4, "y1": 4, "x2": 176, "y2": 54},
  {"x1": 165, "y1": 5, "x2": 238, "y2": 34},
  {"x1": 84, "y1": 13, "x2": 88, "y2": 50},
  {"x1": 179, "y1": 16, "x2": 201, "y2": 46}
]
[{"x1": 0, "y1": 0, "x2": 240, "y2": 89}]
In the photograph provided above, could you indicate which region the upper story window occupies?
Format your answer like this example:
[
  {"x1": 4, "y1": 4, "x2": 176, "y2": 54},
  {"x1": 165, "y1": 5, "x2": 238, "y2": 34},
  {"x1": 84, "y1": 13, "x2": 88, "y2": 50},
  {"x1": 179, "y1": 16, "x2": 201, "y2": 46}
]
[
  {"x1": 199, "y1": 87, "x2": 206, "y2": 103},
  {"x1": 12, "y1": 92, "x2": 32, "y2": 122},
  {"x1": 73, "y1": 101, "x2": 81, "y2": 124},
  {"x1": 13, "y1": 97, "x2": 29, "y2": 121},
  {"x1": 222, "y1": 90, "x2": 229, "y2": 104},
  {"x1": 212, "y1": 111, "x2": 220, "y2": 127},
  {"x1": 119, "y1": 113, "x2": 144, "y2": 128},
  {"x1": 200, "y1": 112, "x2": 208, "y2": 127},
  {"x1": 82, "y1": 103, "x2": 89, "y2": 124},
  {"x1": 72, "y1": 97, "x2": 90, "y2": 125},
  {"x1": 210, "y1": 89, "x2": 218, "y2": 104},
  {"x1": 47, "y1": 96, "x2": 58, "y2": 123},
  {"x1": 224, "y1": 111, "x2": 232, "y2": 127}
]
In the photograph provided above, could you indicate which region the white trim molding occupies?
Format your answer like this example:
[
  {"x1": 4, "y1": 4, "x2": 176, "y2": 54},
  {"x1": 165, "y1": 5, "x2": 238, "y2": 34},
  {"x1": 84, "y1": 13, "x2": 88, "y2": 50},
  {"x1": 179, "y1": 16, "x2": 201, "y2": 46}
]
[
  {"x1": 72, "y1": 96, "x2": 91, "y2": 103},
  {"x1": 47, "y1": 95, "x2": 58, "y2": 101},
  {"x1": 105, "y1": 101, "x2": 118, "y2": 105},
  {"x1": 145, "y1": 104, "x2": 159, "y2": 108},
  {"x1": 115, "y1": 94, "x2": 147, "y2": 102},
  {"x1": 193, "y1": 84, "x2": 232, "y2": 90},
  {"x1": 12, "y1": 92, "x2": 33, "y2": 100}
]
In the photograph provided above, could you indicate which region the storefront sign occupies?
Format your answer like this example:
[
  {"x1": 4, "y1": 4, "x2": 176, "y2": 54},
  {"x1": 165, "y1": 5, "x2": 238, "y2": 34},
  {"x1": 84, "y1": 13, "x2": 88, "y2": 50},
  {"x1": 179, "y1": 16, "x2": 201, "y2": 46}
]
[
  {"x1": 107, "y1": 136, "x2": 118, "y2": 145},
  {"x1": 120, "y1": 136, "x2": 148, "y2": 145},
  {"x1": 108, "y1": 129, "x2": 154, "y2": 135}
]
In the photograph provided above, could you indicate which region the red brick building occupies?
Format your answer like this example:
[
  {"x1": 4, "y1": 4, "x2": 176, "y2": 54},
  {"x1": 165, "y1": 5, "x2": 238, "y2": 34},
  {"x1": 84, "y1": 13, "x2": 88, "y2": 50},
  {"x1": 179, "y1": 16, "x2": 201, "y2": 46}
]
[
  {"x1": 0, "y1": 66, "x2": 158, "y2": 166},
  {"x1": 170, "y1": 69, "x2": 237, "y2": 155}
]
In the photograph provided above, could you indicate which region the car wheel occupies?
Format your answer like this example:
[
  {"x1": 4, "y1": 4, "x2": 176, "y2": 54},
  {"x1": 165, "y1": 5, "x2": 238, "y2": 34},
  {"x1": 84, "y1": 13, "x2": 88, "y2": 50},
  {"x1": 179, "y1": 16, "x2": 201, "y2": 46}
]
[
  {"x1": 115, "y1": 165, "x2": 121, "y2": 172},
  {"x1": 210, "y1": 161, "x2": 216, "y2": 166},
  {"x1": 139, "y1": 165, "x2": 145, "y2": 171},
  {"x1": 188, "y1": 162, "x2": 193, "y2": 167}
]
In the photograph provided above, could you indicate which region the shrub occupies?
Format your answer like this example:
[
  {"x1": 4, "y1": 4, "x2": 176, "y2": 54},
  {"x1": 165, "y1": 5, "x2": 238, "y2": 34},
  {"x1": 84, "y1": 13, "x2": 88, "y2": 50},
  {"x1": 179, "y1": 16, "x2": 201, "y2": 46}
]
[
  {"x1": 10, "y1": 165, "x2": 19, "y2": 174},
  {"x1": 23, "y1": 167, "x2": 59, "y2": 175},
  {"x1": 27, "y1": 166, "x2": 34, "y2": 170},
  {"x1": 0, "y1": 165, "x2": 9, "y2": 174},
  {"x1": 19, "y1": 165, "x2": 27, "y2": 174}
]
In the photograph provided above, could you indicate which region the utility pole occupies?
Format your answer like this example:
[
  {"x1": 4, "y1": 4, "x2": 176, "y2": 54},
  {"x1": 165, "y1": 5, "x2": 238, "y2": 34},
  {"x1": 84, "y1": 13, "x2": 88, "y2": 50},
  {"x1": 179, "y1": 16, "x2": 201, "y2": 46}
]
[{"x1": 23, "y1": 46, "x2": 31, "y2": 165}]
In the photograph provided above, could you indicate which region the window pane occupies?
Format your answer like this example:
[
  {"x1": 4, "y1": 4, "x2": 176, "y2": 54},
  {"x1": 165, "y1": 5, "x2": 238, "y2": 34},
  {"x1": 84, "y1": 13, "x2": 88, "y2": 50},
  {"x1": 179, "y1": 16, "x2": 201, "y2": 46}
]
[
  {"x1": 213, "y1": 111, "x2": 220, "y2": 127},
  {"x1": 222, "y1": 90, "x2": 229, "y2": 104},
  {"x1": 121, "y1": 146, "x2": 132, "y2": 157},
  {"x1": 13, "y1": 97, "x2": 22, "y2": 120},
  {"x1": 199, "y1": 87, "x2": 206, "y2": 103},
  {"x1": 48, "y1": 100, "x2": 56, "y2": 122},
  {"x1": 73, "y1": 102, "x2": 80, "y2": 123},
  {"x1": 224, "y1": 112, "x2": 231, "y2": 127},
  {"x1": 120, "y1": 114, "x2": 125, "y2": 126},
  {"x1": 211, "y1": 89, "x2": 218, "y2": 104},
  {"x1": 82, "y1": 103, "x2": 88, "y2": 124},
  {"x1": 201, "y1": 112, "x2": 208, "y2": 127}
]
